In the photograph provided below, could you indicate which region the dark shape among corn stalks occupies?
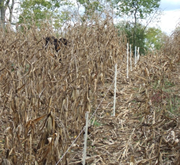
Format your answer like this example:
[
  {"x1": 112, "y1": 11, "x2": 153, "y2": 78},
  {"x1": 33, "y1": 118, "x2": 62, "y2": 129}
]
[{"x1": 44, "y1": 36, "x2": 69, "y2": 52}]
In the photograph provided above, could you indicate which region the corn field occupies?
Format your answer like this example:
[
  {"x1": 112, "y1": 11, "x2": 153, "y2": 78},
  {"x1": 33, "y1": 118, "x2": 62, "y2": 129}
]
[{"x1": 0, "y1": 17, "x2": 180, "y2": 165}]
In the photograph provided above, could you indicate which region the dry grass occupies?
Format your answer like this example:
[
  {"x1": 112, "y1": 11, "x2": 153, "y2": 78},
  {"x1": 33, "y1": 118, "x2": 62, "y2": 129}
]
[{"x1": 0, "y1": 17, "x2": 180, "y2": 165}]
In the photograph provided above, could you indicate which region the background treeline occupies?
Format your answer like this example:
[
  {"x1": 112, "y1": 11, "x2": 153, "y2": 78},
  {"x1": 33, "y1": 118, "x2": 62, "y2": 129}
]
[{"x1": 0, "y1": 0, "x2": 171, "y2": 54}]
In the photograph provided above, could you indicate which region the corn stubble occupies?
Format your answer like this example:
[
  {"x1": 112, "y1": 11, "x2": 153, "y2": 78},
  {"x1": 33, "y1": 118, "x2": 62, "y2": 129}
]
[{"x1": 0, "y1": 17, "x2": 180, "y2": 165}]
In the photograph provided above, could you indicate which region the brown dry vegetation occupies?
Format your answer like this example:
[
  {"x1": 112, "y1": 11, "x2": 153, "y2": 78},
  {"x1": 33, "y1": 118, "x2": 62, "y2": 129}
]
[{"x1": 0, "y1": 17, "x2": 180, "y2": 165}]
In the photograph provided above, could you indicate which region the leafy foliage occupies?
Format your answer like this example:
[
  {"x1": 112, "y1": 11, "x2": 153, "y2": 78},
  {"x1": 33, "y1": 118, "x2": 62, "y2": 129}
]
[
  {"x1": 116, "y1": 21, "x2": 167, "y2": 54},
  {"x1": 145, "y1": 27, "x2": 168, "y2": 50},
  {"x1": 116, "y1": 21, "x2": 146, "y2": 54},
  {"x1": 113, "y1": 0, "x2": 160, "y2": 19},
  {"x1": 77, "y1": 0, "x2": 109, "y2": 21},
  {"x1": 19, "y1": 0, "x2": 74, "y2": 28},
  {"x1": 114, "y1": 0, "x2": 161, "y2": 54}
]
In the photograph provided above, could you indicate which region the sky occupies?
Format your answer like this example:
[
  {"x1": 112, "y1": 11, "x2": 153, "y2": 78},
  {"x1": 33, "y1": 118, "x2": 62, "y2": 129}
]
[{"x1": 158, "y1": 0, "x2": 180, "y2": 35}]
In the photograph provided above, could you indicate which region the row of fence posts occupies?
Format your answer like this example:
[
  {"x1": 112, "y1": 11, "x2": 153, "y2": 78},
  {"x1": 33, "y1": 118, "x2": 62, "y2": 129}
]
[
  {"x1": 56, "y1": 43, "x2": 140, "y2": 165},
  {"x1": 81, "y1": 44, "x2": 140, "y2": 165},
  {"x1": 127, "y1": 43, "x2": 140, "y2": 79}
]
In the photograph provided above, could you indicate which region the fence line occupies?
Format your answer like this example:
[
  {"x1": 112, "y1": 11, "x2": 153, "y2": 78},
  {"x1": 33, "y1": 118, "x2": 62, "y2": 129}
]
[
  {"x1": 82, "y1": 112, "x2": 89, "y2": 165},
  {"x1": 130, "y1": 44, "x2": 132, "y2": 71},
  {"x1": 56, "y1": 68, "x2": 116, "y2": 164},
  {"x1": 56, "y1": 43, "x2": 141, "y2": 164},
  {"x1": 127, "y1": 44, "x2": 140, "y2": 72},
  {"x1": 127, "y1": 43, "x2": 129, "y2": 79},
  {"x1": 113, "y1": 63, "x2": 117, "y2": 116}
]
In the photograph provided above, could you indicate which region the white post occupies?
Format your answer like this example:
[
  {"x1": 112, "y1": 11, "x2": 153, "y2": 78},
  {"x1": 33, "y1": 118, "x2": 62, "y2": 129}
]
[
  {"x1": 113, "y1": 64, "x2": 117, "y2": 116},
  {"x1": 127, "y1": 43, "x2": 129, "y2": 79},
  {"x1": 135, "y1": 46, "x2": 137, "y2": 66},
  {"x1": 130, "y1": 44, "x2": 132, "y2": 71},
  {"x1": 82, "y1": 112, "x2": 89, "y2": 165}
]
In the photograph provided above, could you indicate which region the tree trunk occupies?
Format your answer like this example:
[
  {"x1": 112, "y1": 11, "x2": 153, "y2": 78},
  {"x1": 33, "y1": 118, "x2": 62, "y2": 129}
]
[
  {"x1": 0, "y1": 0, "x2": 5, "y2": 29},
  {"x1": 8, "y1": 0, "x2": 14, "y2": 23},
  {"x1": 133, "y1": 7, "x2": 138, "y2": 49}
]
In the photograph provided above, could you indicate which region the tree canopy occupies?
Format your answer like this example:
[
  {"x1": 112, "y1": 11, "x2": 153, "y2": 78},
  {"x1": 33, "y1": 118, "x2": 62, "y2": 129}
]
[
  {"x1": 116, "y1": 21, "x2": 167, "y2": 54},
  {"x1": 145, "y1": 27, "x2": 168, "y2": 51},
  {"x1": 113, "y1": 0, "x2": 160, "y2": 20},
  {"x1": 113, "y1": 0, "x2": 161, "y2": 52},
  {"x1": 18, "y1": 0, "x2": 74, "y2": 28}
]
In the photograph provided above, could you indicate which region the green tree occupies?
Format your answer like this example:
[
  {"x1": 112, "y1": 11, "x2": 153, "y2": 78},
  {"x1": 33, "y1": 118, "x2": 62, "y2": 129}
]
[
  {"x1": 116, "y1": 21, "x2": 146, "y2": 54},
  {"x1": 19, "y1": 0, "x2": 74, "y2": 28},
  {"x1": 116, "y1": 22, "x2": 167, "y2": 54},
  {"x1": 78, "y1": 0, "x2": 102, "y2": 15},
  {"x1": 77, "y1": 0, "x2": 112, "y2": 22},
  {"x1": 145, "y1": 27, "x2": 167, "y2": 51},
  {"x1": 114, "y1": 0, "x2": 160, "y2": 49}
]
